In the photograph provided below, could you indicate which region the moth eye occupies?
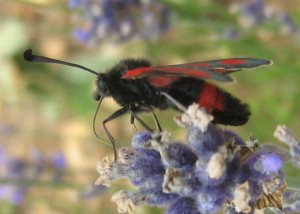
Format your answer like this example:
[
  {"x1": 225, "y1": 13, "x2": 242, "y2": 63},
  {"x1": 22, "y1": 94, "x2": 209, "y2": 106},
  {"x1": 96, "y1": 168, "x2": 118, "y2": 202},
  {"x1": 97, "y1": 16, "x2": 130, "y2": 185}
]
[
  {"x1": 98, "y1": 78, "x2": 109, "y2": 93},
  {"x1": 93, "y1": 90, "x2": 101, "y2": 101}
]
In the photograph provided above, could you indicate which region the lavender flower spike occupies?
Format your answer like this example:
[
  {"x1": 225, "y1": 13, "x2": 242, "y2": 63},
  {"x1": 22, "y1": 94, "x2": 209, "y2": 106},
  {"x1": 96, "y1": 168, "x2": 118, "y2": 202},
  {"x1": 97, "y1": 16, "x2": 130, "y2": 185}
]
[{"x1": 96, "y1": 103, "x2": 291, "y2": 213}]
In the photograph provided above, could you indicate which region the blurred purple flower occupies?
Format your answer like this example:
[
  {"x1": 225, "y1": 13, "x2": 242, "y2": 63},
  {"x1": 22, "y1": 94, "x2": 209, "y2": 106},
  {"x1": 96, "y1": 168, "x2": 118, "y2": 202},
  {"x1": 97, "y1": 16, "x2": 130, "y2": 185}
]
[
  {"x1": 96, "y1": 104, "x2": 290, "y2": 213},
  {"x1": 51, "y1": 151, "x2": 67, "y2": 182},
  {"x1": 279, "y1": 12, "x2": 298, "y2": 35},
  {"x1": 0, "y1": 185, "x2": 25, "y2": 205},
  {"x1": 69, "y1": 0, "x2": 81, "y2": 9},
  {"x1": 73, "y1": 28, "x2": 91, "y2": 43},
  {"x1": 241, "y1": 0, "x2": 265, "y2": 26},
  {"x1": 68, "y1": 0, "x2": 173, "y2": 44},
  {"x1": 0, "y1": 148, "x2": 30, "y2": 205},
  {"x1": 52, "y1": 152, "x2": 67, "y2": 170},
  {"x1": 230, "y1": 0, "x2": 298, "y2": 37},
  {"x1": 0, "y1": 147, "x2": 70, "y2": 205}
]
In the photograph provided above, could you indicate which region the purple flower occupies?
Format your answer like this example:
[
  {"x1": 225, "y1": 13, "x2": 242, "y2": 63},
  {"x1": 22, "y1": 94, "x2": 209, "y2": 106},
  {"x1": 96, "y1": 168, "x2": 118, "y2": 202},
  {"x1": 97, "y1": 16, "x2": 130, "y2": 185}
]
[
  {"x1": 230, "y1": 0, "x2": 266, "y2": 28},
  {"x1": 279, "y1": 12, "x2": 298, "y2": 35},
  {"x1": 242, "y1": 0, "x2": 265, "y2": 25},
  {"x1": 69, "y1": 0, "x2": 81, "y2": 9},
  {"x1": 0, "y1": 185, "x2": 25, "y2": 205},
  {"x1": 162, "y1": 142, "x2": 197, "y2": 168},
  {"x1": 95, "y1": 104, "x2": 291, "y2": 213},
  {"x1": 197, "y1": 185, "x2": 228, "y2": 214},
  {"x1": 0, "y1": 147, "x2": 71, "y2": 205},
  {"x1": 126, "y1": 156, "x2": 165, "y2": 186},
  {"x1": 230, "y1": 0, "x2": 298, "y2": 37},
  {"x1": 10, "y1": 188, "x2": 26, "y2": 205},
  {"x1": 52, "y1": 152, "x2": 67, "y2": 170},
  {"x1": 139, "y1": 175, "x2": 178, "y2": 205},
  {"x1": 132, "y1": 131, "x2": 160, "y2": 159},
  {"x1": 51, "y1": 152, "x2": 68, "y2": 182},
  {"x1": 69, "y1": 0, "x2": 173, "y2": 44},
  {"x1": 73, "y1": 28, "x2": 91, "y2": 43},
  {"x1": 188, "y1": 124, "x2": 225, "y2": 160},
  {"x1": 247, "y1": 151, "x2": 284, "y2": 180},
  {"x1": 166, "y1": 197, "x2": 200, "y2": 214}
]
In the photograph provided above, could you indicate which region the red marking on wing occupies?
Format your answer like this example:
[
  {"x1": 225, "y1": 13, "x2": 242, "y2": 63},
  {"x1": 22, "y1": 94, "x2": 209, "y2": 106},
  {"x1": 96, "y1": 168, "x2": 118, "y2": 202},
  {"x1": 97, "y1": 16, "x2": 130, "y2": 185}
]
[
  {"x1": 157, "y1": 67, "x2": 211, "y2": 78},
  {"x1": 198, "y1": 83, "x2": 225, "y2": 112},
  {"x1": 221, "y1": 59, "x2": 246, "y2": 65},
  {"x1": 123, "y1": 66, "x2": 211, "y2": 79},
  {"x1": 122, "y1": 67, "x2": 153, "y2": 79},
  {"x1": 147, "y1": 76, "x2": 178, "y2": 88}
]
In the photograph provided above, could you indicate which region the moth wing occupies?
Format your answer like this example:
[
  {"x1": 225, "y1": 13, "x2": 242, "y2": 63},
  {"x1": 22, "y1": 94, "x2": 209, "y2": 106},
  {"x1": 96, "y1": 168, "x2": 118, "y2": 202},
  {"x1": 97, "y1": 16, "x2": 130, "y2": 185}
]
[
  {"x1": 122, "y1": 58, "x2": 272, "y2": 82},
  {"x1": 198, "y1": 58, "x2": 273, "y2": 74},
  {"x1": 122, "y1": 64, "x2": 233, "y2": 82}
]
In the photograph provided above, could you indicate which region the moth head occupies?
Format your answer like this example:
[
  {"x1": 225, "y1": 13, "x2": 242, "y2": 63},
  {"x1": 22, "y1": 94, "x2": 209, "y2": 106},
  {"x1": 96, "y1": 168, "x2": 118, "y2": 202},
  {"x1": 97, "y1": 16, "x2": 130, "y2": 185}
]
[{"x1": 94, "y1": 73, "x2": 111, "y2": 100}]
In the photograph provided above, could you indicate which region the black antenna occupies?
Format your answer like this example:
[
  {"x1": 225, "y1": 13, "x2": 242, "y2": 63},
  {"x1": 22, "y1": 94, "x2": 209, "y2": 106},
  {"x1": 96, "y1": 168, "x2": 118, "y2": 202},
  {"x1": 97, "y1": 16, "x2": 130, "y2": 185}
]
[
  {"x1": 23, "y1": 49, "x2": 118, "y2": 160},
  {"x1": 23, "y1": 49, "x2": 99, "y2": 76}
]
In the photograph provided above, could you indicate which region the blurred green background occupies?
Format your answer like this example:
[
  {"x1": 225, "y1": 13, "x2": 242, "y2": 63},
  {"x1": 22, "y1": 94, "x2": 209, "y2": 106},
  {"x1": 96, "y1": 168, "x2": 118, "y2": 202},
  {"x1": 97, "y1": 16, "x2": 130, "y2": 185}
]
[{"x1": 1, "y1": 0, "x2": 300, "y2": 213}]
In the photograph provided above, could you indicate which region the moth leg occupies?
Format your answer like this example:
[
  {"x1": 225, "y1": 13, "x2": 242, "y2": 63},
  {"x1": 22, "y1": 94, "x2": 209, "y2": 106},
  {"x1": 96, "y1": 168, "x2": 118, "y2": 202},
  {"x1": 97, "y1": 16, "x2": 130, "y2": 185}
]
[
  {"x1": 130, "y1": 111, "x2": 153, "y2": 132},
  {"x1": 151, "y1": 112, "x2": 162, "y2": 132},
  {"x1": 135, "y1": 106, "x2": 162, "y2": 131},
  {"x1": 103, "y1": 107, "x2": 128, "y2": 162},
  {"x1": 130, "y1": 114, "x2": 138, "y2": 132},
  {"x1": 131, "y1": 106, "x2": 162, "y2": 132}
]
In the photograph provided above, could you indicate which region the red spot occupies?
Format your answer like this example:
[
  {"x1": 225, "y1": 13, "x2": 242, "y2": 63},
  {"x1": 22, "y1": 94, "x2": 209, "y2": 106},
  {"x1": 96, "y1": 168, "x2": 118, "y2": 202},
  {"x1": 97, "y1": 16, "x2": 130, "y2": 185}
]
[
  {"x1": 122, "y1": 67, "x2": 153, "y2": 79},
  {"x1": 147, "y1": 76, "x2": 178, "y2": 88},
  {"x1": 221, "y1": 59, "x2": 245, "y2": 65},
  {"x1": 198, "y1": 83, "x2": 224, "y2": 111}
]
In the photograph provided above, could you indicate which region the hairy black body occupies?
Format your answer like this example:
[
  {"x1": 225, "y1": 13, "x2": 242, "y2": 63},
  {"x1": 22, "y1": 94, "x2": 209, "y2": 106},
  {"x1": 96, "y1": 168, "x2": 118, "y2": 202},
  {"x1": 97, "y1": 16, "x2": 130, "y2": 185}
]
[{"x1": 94, "y1": 59, "x2": 250, "y2": 126}]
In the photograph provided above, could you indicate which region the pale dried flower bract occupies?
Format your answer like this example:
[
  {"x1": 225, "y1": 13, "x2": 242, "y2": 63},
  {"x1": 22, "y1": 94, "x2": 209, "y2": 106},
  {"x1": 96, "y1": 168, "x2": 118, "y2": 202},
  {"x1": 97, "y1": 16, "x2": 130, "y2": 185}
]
[{"x1": 174, "y1": 103, "x2": 213, "y2": 132}]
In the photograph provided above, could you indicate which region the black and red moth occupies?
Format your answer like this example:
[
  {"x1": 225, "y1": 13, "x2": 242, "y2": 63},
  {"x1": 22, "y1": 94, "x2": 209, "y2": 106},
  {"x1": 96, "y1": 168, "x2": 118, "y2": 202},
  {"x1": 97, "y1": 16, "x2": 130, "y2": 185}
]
[
  {"x1": 93, "y1": 57, "x2": 271, "y2": 127},
  {"x1": 23, "y1": 49, "x2": 272, "y2": 158}
]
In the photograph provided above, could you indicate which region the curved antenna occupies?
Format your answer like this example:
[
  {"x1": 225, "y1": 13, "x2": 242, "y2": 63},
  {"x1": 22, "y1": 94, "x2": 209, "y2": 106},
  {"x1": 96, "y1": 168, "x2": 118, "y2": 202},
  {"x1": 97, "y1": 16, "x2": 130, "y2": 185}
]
[
  {"x1": 23, "y1": 49, "x2": 99, "y2": 76},
  {"x1": 93, "y1": 97, "x2": 112, "y2": 147}
]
